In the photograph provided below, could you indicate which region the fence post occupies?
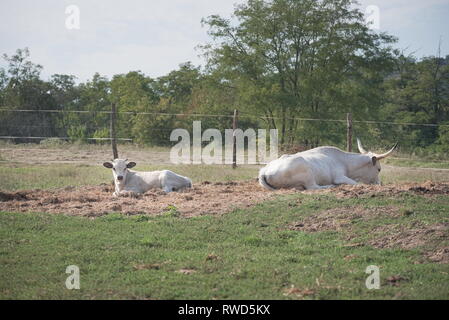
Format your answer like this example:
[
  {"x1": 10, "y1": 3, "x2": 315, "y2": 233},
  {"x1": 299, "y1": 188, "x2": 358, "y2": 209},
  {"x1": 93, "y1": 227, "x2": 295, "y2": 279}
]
[
  {"x1": 347, "y1": 112, "x2": 353, "y2": 152},
  {"x1": 110, "y1": 103, "x2": 119, "y2": 159},
  {"x1": 232, "y1": 109, "x2": 239, "y2": 169}
]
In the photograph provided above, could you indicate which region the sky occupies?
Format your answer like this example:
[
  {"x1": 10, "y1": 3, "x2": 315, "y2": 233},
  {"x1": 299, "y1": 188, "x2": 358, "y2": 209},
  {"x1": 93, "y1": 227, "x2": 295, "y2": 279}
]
[{"x1": 0, "y1": 0, "x2": 448, "y2": 82}]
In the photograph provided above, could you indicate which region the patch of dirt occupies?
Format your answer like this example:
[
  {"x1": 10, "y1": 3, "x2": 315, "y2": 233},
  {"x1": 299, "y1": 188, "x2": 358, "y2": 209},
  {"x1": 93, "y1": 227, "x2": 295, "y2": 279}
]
[
  {"x1": 0, "y1": 191, "x2": 29, "y2": 202},
  {"x1": 176, "y1": 268, "x2": 196, "y2": 275},
  {"x1": 283, "y1": 285, "x2": 315, "y2": 298},
  {"x1": 2, "y1": 180, "x2": 448, "y2": 263},
  {"x1": 0, "y1": 180, "x2": 294, "y2": 218},
  {"x1": 368, "y1": 222, "x2": 449, "y2": 250},
  {"x1": 425, "y1": 246, "x2": 449, "y2": 264},
  {"x1": 133, "y1": 263, "x2": 162, "y2": 270},
  {"x1": 367, "y1": 222, "x2": 449, "y2": 264},
  {"x1": 304, "y1": 181, "x2": 449, "y2": 198},
  {"x1": 289, "y1": 203, "x2": 449, "y2": 264},
  {"x1": 385, "y1": 275, "x2": 408, "y2": 287},
  {"x1": 289, "y1": 206, "x2": 400, "y2": 233}
]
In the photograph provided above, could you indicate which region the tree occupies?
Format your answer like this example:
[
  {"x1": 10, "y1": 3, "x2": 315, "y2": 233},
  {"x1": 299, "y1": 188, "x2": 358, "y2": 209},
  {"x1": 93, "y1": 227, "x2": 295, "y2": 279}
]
[
  {"x1": 63, "y1": 73, "x2": 110, "y2": 142},
  {"x1": 383, "y1": 54, "x2": 449, "y2": 150},
  {"x1": 201, "y1": 0, "x2": 397, "y2": 147},
  {"x1": 130, "y1": 63, "x2": 203, "y2": 145},
  {"x1": 49, "y1": 74, "x2": 79, "y2": 137},
  {"x1": 0, "y1": 48, "x2": 57, "y2": 140}
]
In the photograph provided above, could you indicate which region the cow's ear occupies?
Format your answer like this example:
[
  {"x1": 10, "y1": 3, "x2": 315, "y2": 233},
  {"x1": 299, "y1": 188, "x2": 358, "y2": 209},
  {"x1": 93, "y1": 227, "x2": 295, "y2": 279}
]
[
  {"x1": 371, "y1": 156, "x2": 377, "y2": 166},
  {"x1": 127, "y1": 162, "x2": 136, "y2": 169},
  {"x1": 103, "y1": 162, "x2": 113, "y2": 169}
]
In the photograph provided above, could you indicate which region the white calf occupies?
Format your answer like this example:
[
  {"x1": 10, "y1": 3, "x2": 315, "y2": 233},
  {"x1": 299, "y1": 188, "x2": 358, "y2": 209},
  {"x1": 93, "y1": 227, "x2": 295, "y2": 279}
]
[{"x1": 103, "y1": 159, "x2": 192, "y2": 196}]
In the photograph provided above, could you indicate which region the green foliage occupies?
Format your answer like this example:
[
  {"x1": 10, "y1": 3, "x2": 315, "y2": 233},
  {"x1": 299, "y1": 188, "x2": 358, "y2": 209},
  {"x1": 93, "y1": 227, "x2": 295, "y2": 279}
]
[
  {"x1": 67, "y1": 125, "x2": 88, "y2": 142},
  {"x1": 163, "y1": 205, "x2": 181, "y2": 217},
  {"x1": 39, "y1": 138, "x2": 68, "y2": 147},
  {"x1": 435, "y1": 122, "x2": 449, "y2": 153},
  {"x1": 380, "y1": 54, "x2": 449, "y2": 150}
]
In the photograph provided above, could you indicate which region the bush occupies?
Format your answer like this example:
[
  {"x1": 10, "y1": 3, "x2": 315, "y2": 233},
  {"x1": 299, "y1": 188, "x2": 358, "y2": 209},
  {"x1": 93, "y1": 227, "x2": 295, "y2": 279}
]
[
  {"x1": 67, "y1": 125, "x2": 88, "y2": 143},
  {"x1": 39, "y1": 138, "x2": 68, "y2": 147}
]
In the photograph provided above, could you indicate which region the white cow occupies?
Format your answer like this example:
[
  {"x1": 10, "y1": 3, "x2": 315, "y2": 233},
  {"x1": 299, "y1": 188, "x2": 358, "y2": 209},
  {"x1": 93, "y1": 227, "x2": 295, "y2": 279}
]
[
  {"x1": 259, "y1": 139, "x2": 397, "y2": 190},
  {"x1": 103, "y1": 159, "x2": 192, "y2": 196}
]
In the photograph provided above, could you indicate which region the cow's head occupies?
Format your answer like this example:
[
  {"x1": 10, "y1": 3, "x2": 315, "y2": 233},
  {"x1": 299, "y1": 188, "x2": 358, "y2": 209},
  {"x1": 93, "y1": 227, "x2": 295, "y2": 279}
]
[
  {"x1": 356, "y1": 138, "x2": 397, "y2": 184},
  {"x1": 103, "y1": 159, "x2": 136, "y2": 185}
]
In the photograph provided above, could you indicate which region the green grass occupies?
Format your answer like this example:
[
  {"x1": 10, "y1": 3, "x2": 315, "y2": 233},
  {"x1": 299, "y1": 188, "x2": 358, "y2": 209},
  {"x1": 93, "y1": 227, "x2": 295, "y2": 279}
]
[
  {"x1": 0, "y1": 164, "x2": 259, "y2": 191},
  {"x1": 385, "y1": 158, "x2": 449, "y2": 170},
  {"x1": 1, "y1": 161, "x2": 449, "y2": 191},
  {"x1": 1, "y1": 192, "x2": 448, "y2": 299},
  {"x1": 0, "y1": 164, "x2": 110, "y2": 190},
  {"x1": 0, "y1": 160, "x2": 448, "y2": 299}
]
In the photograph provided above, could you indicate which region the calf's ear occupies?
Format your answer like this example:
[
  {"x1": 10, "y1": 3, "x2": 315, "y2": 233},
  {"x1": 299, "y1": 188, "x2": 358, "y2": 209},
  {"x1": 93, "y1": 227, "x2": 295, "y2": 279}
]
[
  {"x1": 371, "y1": 156, "x2": 377, "y2": 166},
  {"x1": 127, "y1": 162, "x2": 136, "y2": 169},
  {"x1": 103, "y1": 162, "x2": 113, "y2": 168}
]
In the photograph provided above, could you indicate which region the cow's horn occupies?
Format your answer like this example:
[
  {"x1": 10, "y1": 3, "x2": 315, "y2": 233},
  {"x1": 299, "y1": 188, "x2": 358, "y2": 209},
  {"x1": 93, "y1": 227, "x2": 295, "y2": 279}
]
[
  {"x1": 374, "y1": 143, "x2": 398, "y2": 160},
  {"x1": 356, "y1": 138, "x2": 368, "y2": 154}
]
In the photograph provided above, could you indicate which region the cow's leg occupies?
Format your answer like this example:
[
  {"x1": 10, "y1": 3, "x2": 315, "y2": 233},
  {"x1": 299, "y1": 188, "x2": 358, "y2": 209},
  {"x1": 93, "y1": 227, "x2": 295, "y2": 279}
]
[
  {"x1": 302, "y1": 176, "x2": 334, "y2": 190},
  {"x1": 298, "y1": 168, "x2": 334, "y2": 190},
  {"x1": 115, "y1": 189, "x2": 140, "y2": 197},
  {"x1": 333, "y1": 176, "x2": 358, "y2": 186},
  {"x1": 305, "y1": 183, "x2": 335, "y2": 190},
  {"x1": 159, "y1": 171, "x2": 173, "y2": 193}
]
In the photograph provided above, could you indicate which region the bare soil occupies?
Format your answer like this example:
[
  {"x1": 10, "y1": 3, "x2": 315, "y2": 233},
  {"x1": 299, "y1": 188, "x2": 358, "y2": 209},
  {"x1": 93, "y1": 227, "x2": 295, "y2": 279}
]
[
  {"x1": 289, "y1": 206, "x2": 402, "y2": 233},
  {"x1": 1, "y1": 181, "x2": 448, "y2": 218},
  {"x1": 302, "y1": 181, "x2": 449, "y2": 198},
  {"x1": 1, "y1": 181, "x2": 448, "y2": 262},
  {"x1": 291, "y1": 209, "x2": 449, "y2": 264},
  {"x1": 289, "y1": 182, "x2": 449, "y2": 263},
  {"x1": 0, "y1": 180, "x2": 295, "y2": 218}
]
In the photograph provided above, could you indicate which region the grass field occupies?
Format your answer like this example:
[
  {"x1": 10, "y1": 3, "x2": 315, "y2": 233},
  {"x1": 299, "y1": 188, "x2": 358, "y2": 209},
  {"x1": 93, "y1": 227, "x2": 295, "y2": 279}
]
[
  {"x1": 384, "y1": 158, "x2": 449, "y2": 170},
  {"x1": 1, "y1": 162, "x2": 448, "y2": 191},
  {"x1": 0, "y1": 146, "x2": 448, "y2": 299},
  {"x1": 0, "y1": 164, "x2": 260, "y2": 191},
  {"x1": 1, "y1": 191, "x2": 448, "y2": 299}
]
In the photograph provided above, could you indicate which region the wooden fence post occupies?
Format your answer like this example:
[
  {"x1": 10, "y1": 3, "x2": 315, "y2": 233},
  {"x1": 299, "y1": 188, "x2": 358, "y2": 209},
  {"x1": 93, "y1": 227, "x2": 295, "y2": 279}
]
[
  {"x1": 347, "y1": 112, "x2": 353, "y2": 152},
  {"x1": 232, "y1": 109, "x2": 239, "y2": 169},
  {"x1": 110, "y1": 103, "x2": 119, "y2": 159}
]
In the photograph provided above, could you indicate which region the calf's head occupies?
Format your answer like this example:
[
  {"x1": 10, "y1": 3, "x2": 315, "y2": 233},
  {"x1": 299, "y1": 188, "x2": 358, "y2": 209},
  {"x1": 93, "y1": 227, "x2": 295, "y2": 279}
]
[
  {"x1": 356, "y1": 138, "x2": 397, "y2": 184},
  {"x1": 103, "y1": 159, "x2": 136, "y2": 185}
]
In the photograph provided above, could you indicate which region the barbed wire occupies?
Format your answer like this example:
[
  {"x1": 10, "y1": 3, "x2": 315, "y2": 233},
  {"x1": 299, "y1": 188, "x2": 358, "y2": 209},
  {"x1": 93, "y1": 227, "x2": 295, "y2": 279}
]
[
  {"x1": 0, "y1": 108, "x2": 447, "y2": 127},
  {"x1": 0, "y1": 109, "x2": 233, "y2": 118},
  {"x1": 0, "y1": 125, "x2": 180, "y2": 133},
  {"x1": 0, "y1": 136, "x2": 132, "y2": 141}
]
